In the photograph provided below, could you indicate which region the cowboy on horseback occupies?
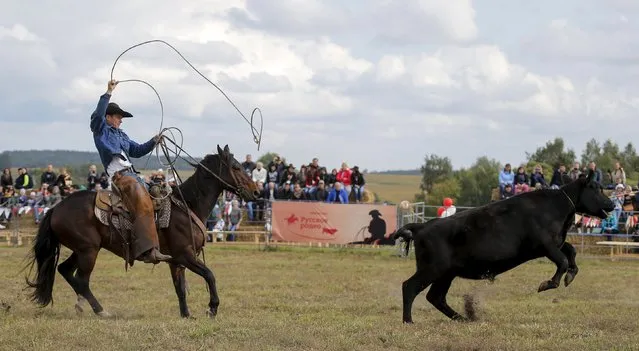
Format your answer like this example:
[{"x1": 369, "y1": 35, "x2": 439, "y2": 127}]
[{"x1": 89, "y1": 79, "x2": 172, "y2": 265}]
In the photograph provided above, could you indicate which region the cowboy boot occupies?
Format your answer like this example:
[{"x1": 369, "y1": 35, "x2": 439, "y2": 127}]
[{"x1": 113, "y1": 173, "x2": 172, "y2": 264}]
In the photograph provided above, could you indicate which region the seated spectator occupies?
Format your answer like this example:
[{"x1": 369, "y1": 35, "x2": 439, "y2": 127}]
[
  {"x1": 87, "y1": 165, "x2": 98, "y2": 190},
  {"x1": 251, "y1": 162, "x2": 267, "y2": 184},
  {"x1": 246, "y1": 181, "x2": 265, "y2": 221},
  {"x1": 304, "y1": 164, "x2": 319, "y2": 195},
  {"x1": 513, "y1": 166, "x2": 530, "y2": 194},
  {"x1": 530, "y1": 164, "x2": 547, "y2": 189},
  {"x1": 266, "y1": 164, "x2": 280, "y2": 189},
  {"x1": 498, "y1": 163, "x2": 514, "y2": 196},
  {"x1": 314, "y1": 180, "x2": 329, "y2": 201},
  {"x1": 327, "y1": 168, "x2": 338, "y2": 188},
  {"x1": 277, "y1": 181, "x2": 293, "y2": 200},
  {"x1": 336, "y1": 163, "x2": 353, "y2": 195},
  {"x1": 501, "y1": 184, "x2": 515, "y2": 199},
  {"x1": 1, "y1": 168, "x2": 12, "y2": 188},
  {"x1": 280, "y1": 164, "x2": 297, "y2": 187},
  {"x1": 263, "y1": 181, "x2": 278, "y2": 202},
  {"x1": 56, "y1": 168, "x2": 73, "y2": 196},
  {"x1": 318, "y1": 167, "x2": 329, "y2": 185},
  {"x1": 150, "y1": 168, "x2": 166, "y2": 186},
  {"x1": 291, "y1": 183, "x2": 308, "y2": 201},
  {"x1": 98, "y1": 172, "x2": 109, "y2": 189},
  {"x1": 351, "y1": 166, "x2": 366, "y2": 203},
  {"x1": 297, "y1": 165, "x2": 308, "y2": 188},
  {"x1": 549, "y1": 164, "x2": 566, "y2": 189},
  {"x1": 49, "y1": 186, "x2": 62, "y2": 208},
  {"x1": 14, "y1": 168, "x2": 34, "y2": 190},
  {"x1": 326, "y1": 182, "x2": 348, "y2": 204}
]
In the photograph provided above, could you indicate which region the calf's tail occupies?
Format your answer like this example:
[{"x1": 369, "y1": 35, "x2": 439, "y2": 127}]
[{"x1": 391, "y1": 222, "x2": 422, "y2": 256}]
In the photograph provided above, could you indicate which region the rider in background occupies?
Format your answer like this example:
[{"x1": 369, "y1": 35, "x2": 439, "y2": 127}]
[{"x1": 89, "y1": 79, "x2": 172, "y2": 265}]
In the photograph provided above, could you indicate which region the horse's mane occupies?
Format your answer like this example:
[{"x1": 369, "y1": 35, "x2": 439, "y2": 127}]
[{"x1": 174, "y1": 153, "x2": 221, "y2": 211}]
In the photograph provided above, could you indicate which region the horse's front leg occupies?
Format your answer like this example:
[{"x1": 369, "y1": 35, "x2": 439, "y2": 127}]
[
  {"x1": 168, "y1": 263, "x2": 192, "y2": 318},
  {"x1": 181, "y1": 253, "x2": 219, "y2": 318}
]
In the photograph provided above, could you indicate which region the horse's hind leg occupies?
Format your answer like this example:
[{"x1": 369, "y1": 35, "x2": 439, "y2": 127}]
[
  {"x1": 56, "y1": 252, "x2": 87, "y2": 314},
  {"x1": 169, "y1": 263, "x2": 192, "y2": 318},
  {"x1": 182, "y1": 253, "x2": 219, "y2": 319},
  {"x1": 75, "y1": 248, "x2": 111, "y2": 318},
  {"x1": 560, "y1": 242, "x2": 578, "y2": 287}
]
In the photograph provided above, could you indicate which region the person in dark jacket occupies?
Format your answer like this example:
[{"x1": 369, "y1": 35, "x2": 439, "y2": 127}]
[
  {"x1": 350, "y1": 166, "x2": 366, "y2": 203},
  {"x1": 40, "y1": 164, "x2": 56, "y2": 187},
  {"x1": 14, "y1": 168, "x2": 34, "y2": 190}
]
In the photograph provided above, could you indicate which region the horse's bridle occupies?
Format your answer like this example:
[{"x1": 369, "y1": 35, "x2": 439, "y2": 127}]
[{"x1": 158, "y1": 136, "x2": 252, "y2": 200}]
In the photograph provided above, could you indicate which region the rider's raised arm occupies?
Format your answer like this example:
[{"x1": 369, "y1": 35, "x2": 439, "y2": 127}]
[
  {"x1": 127, "y1": 137, "x2": 157, "y2": 159},
  {"x1": 90, "y1": 93, "x2": 110, "y2": 134}
]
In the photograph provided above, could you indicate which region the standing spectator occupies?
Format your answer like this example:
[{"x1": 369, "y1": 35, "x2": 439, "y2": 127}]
[
  {"x1": 317, "y1": 167, "x2": 329, "y2": 185},
  {"x1": 40, "y1": 164, "x2": 56, "y2": 188},
  {"x1": 498, "y1": 163, "x2": 514, "y2": 195},
  {"x1": 14, "y1": 168, "x2": 34, "y2": 190},
  {"x1": 227, "y1": 200, "x2": 242, "y2": 241},
  {"x1": 242, "y1": 154, "x2": 256, "y2": 177},
  {"x1": 612, "y1": 162, "x2": 626, "y2": 185},
  {"x1": 501, "y1": 184, "x2": 515, "y2": 199},
  {"x1": 513, "y1": 166, "x2": 530, "y2": 194},
  {"x1": 336, "y1": 163, "x2": 353, "y2": 194},
  {"x1": 87, "y1": 165, "x2": 99, "y2": 190},
  {"x1": 297, "y1": 165, "x2": 308, "y2": 189},
  {"x1": 251, "y1": 162, "x2": 267, "y2": 184},
  {"x1": 588, "y1": 161, "x2": 603, "y2": 185},
  {"x1": 1, "y1": 168, "x2": 12, "y2": 188},
  {"x1": 350, "y1": 166, "x2": 366, "y2": 203}
]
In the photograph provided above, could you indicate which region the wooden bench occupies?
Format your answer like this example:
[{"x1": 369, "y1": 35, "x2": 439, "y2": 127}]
[{"x1": 596, "y1": 241, "x2": 639, "y2": 257}]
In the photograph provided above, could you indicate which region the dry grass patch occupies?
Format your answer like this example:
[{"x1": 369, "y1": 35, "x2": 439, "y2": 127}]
[{"x1": 1, "y1": 245, "x2": 637, "y2": 351}]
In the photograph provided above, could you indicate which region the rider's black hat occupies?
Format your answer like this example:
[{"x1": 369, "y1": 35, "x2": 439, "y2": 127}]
[{"x1": 106, "y1": 102, "x2": 133, "y2": 118}]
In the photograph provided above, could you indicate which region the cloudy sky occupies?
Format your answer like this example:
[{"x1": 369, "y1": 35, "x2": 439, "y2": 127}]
[{"x1": 1, "y1": 0, "x2": 638, "y2": 171}]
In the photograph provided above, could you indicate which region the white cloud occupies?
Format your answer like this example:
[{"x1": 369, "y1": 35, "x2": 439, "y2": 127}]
[{"x1": 1, "y1": 1, "x2": 638, "y2": 173}]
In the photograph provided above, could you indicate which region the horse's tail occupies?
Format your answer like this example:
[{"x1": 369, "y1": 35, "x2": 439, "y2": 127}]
[
  {"x1": 24, "y1": 208, "x2": 60, "y2": 307},
  {"x1": 391, "y1": 222, "x2": 422, "y2": 256}
]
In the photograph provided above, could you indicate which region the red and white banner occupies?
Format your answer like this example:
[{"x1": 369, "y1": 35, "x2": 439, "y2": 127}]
[{"x1": 270, "y1": 201, "x2": 397, "y2": 245}]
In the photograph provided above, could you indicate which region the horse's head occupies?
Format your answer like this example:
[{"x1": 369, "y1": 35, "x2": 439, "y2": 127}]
[
  {"x1": 563, "y1": 169, "x2": 615, "y2": 219},
  {"x1": 196, "y1": 144, "x2": 260, "y2": 202}
]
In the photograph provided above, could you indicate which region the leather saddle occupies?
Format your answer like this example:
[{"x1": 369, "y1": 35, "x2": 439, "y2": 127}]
[{"x1": 94, "y1": 183, "x2": 172, "y2": 231}]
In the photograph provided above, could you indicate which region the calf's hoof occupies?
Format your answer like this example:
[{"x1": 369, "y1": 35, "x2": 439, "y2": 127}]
[
  {"x1": 564, "y1": 269, "x2": 578, "y2": 287},
  {"x1": 537, "y1": 280, "x2": 558, "y2": 293}
]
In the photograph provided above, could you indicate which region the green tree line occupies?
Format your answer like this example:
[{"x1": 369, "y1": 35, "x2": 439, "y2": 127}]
[
  {"x1": 0, "y1": 150, "x2": 201, "y2": 172},
  {"x1": 415, "y1": 137, "x2": 639, "y2": 208}
]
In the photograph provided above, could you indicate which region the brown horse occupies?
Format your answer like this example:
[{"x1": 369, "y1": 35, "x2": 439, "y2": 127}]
[{"x1": 23, "y1": 144, "x2": 259, "y2": 319}]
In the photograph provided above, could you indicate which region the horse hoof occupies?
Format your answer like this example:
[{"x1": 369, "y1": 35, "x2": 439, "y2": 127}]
[
  {"x1": 564, "y1": 273, "x2": 575, "y2": 287},
  {"x1": 537, "y1": 280, "x2": 557, "y2": 293},
  {"x1": 452, "y1": 314, "x2": 470, "y2": 322},
  {"x1": 206, "y1": 310, "x2": 217, "y2": 319},
  {"x1": 402, "y1": 319, "x2": 413, "y2": 324},
  {"x1": 74, "y1": 304, "x2": 84, "y2": 314}
]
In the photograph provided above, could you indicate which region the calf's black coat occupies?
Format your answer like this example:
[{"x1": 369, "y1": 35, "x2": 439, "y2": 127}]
[{"x1": 393, "y1": 170, "x2": 615, "y2": 323}]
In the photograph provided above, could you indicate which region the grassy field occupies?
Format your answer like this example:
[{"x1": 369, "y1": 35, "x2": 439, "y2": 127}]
[{"x1": 1, "y1": 244, "x2": 638, "y2": 351}]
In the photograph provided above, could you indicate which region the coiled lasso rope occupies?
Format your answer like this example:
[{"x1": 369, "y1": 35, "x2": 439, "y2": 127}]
[{"x1": 109, "y1": 39, "x2": 264, "y2": 173}]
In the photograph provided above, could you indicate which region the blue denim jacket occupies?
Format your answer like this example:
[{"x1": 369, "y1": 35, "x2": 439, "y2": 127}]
[{"x1": 90, "y1": 93, "x2": 156, "y2": 171}]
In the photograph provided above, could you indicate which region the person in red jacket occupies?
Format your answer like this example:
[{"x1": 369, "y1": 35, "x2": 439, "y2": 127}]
[{"x1": 336, "y1": 162, "x2": 353, "y2": 195}]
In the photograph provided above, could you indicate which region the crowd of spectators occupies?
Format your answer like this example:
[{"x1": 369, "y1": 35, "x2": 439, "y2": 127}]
[
  {"x1": 0, "y1": 164, "x2": 176, "y2": 230},
  {"x1": 495, "y1": 160, "x2": 639, "y2": 236},
  {"x1": 497, "y1": 160, "x2": 631, "y2": 199},
  {"x1": 206, "y1": 154, "x2": 368, "y2": 241}
]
